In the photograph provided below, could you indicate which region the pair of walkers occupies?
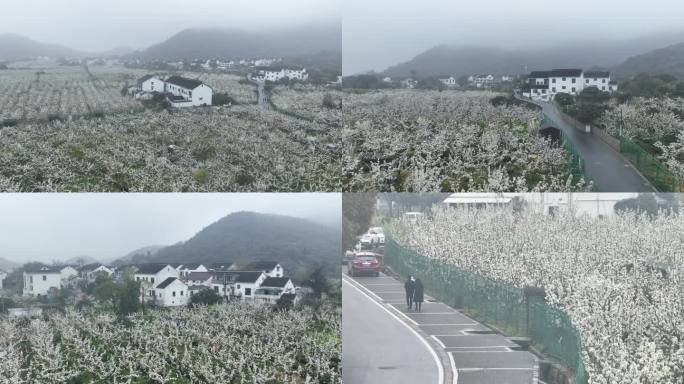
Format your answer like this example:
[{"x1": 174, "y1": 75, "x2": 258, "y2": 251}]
[{"x1": 403, "y1": 275, "x2": 424, "y2": 312}]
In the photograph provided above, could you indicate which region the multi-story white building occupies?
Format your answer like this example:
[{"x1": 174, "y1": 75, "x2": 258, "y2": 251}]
[
  {"x1": 253, "y1": 67, "x2": 308, "y2": 83},
  {"x1": 468, "y1": 74, "x2": 495, "y2": 88},
  {"x1": 135, "y1": 75, "x2": 213, "y2": 107},
  {"x1": 134, "y1": 264, "x2": 179, "y2": 303},
  {"x1": 153, "y1": 277, "x2": 189, "y2": 307},
  {"x1": 254, "y1": 277, "x2": 296, "y2": 304},
  {"x1": 211, "y1": 271, "x2": 267, "y2": 300},
  {"x1": 523, "y1": 69, "x2": 618, "y2": 101},
  {"x1": 438, "y1": 76, "x2": 457, "y2": 87},
  {"x1": 23, "y1": 267, "x2": 62, "y2": 296}
]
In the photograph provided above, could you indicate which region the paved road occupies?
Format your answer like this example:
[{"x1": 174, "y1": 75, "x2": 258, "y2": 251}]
[
  {"x1": 343, "y1": 276, "x2": 441, "y2": 384},
  {"x1": 518, "y1": 95, "x2": 654, "y2": 192},
  {"x1": 344, "y1": 271, "x2": 538, "y2": 384}
]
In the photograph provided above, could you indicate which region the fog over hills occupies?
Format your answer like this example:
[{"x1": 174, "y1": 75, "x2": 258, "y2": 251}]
[
  {"x1": 613, "y1": 42, "x2": 684, "y2": 79},
  {"x1": 0, "y1": 33, "x2": 85, "y2": 60},
  {"x1": 382, "y1": 31, "x2": 684, "y2": 79}
]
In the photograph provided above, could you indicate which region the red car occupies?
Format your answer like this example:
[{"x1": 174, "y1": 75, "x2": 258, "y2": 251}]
[{"x1": 348, "y1": 254, "x2": 380, "y2": 277}]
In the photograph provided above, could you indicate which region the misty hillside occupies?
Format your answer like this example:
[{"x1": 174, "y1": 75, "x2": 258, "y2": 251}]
[
  {"x1": 614, "y1": 42, "x2": 684, "y2": 79},
  {"x1": 116, "y1": 211, "x2": 340, "y2": 274},
  {"x1": 383, "y1": 33, "x2": 684, "y2": 78},
  {"x1": 0, "y1": 33, "x2": 83, "y2": 60},
  {"x1": 0, "y1": 257, "x2": 20, "y2": 272},
  {"x1": 113, "y1": 245, "x2": 166, "y2": 265},
  {"x1": 135, "y1": 25, "x2": 341, "y2": 60}
]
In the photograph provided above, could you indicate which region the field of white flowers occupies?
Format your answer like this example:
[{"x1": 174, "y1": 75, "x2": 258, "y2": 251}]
[
  {"x1": 0, "y1": 302, "x2": 341, "y2": 384},
  {"x1": 0, "y1": 105, "x2": 341, "y2": 191},
  {"x1": 270, "y1": 85, "x2": 342, "y2": 126},
  {"x1": 0, "y1": 66, "x2": 142, "y2": 122},
  {"x1": 343, "y1": 90, "x2": 589, "y2": 192},
  {"x1": 599, "y1": 97, "x2": 684, "y2": 178},
  {"x1": 389, "y1": 205, "x2": 684, "y2": 383}
]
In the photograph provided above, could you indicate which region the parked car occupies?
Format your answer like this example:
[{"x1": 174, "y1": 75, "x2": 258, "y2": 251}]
[{"x1": 348, "y1": 253, "x2": 381, "y2": 277}]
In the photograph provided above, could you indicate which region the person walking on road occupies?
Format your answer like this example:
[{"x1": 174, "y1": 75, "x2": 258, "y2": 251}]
[
  {"x1": 404, "y1": 275, "x2": 415, "y2": 310},
  {"x1": 413, "y1": 278, "x2": 424, "y2": 312}
]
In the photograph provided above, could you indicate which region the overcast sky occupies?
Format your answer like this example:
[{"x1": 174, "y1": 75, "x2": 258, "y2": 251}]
[
  {"x1": 0, "y1": 0, "x2": 340, "y2": 52},
  {"x1": 0, "y1": 193, "x2": 340, "y2": 264},
  {"x1": 343, "y1": 0, "x2": 684, "y2": 75}
]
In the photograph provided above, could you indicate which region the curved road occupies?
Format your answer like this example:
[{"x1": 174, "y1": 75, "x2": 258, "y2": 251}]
[
  {"x1": 519, "y1": 95, "x2": 654, "y2": 192},
  {"x1": 343, "y1": 276, "x2": 441, "y2": 384}
]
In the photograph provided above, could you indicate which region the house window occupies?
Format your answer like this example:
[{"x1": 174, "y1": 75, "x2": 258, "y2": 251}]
[
  {"x1": 43, "y1": 275, "x2": 46, "y2": 281},
  {"x1": 552, "y1": 78, "x2": 556, "y2": 83},
  {"x1": 172, "y1": 291, "x2": 176, "y2": 297},
  {"x1": 602, "y1": 79, "x2": 606, "y2": 83},
  {"x1": 542, "y1": 89, "x2": 547, "y2": 94},
  {"x1": 572, "y1": 87, "x2": 576, "y2": 92},
  {"x1": 585, "y1": 79, "x2": 589, "y2": 83},
  {"x1": 245, "y1": 288, "x2": 251, "y2": 296},
  {"x1": 151, "y1": 278, "x2": 154, "y2": 284},
  {"x1": 30, "y1": 276, "x2": 33, "y2": 283},
  {"x1": 237, "y1": 284, "x2": 240, "y2": 289},
  {"x1": 562, "y1": 77, "x2": 566, "y2": 81},
  {"x1": 159, "y1": 293, "x2": 162, "y2": 298},
  {"x1": 552, "y1": 87, "x2": 556, "y2": 92},
  {"x1": 214, "y1": 286, "x2": 218, "y2": 292},
  {"x1": 572, "y1": 78, "x2": 576, "y2": 83},
  {"x1": 602, "y1": 86, "x2": 606, "y2": 90},
  {"x1": 180, "y1": 291, "x2": 184, "y2": 296}
]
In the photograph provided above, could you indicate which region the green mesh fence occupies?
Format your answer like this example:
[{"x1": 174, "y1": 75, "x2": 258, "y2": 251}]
[
  {"x1": 542, "y1": 113, "x2": 594, "y2": 190},
  {"x1": 385, "y1": 236, "x2": 587, "y2": 384},
  {"x1": 618, "y1": 136, "x2": 684, "y2": 192}
]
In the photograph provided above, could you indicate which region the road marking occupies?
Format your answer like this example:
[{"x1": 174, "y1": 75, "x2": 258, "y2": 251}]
[
  {"x1": 431, "y1": 335, "x2": 446, "y2": 348},
  {"x1": 448, "y1": 350, "x2": 458, "y2": 384},
  {"x1": 458, "y1": 368, "x2": 536, "y2": 371},
  {"x1": 343, "y1": 277, "x2": 447, "y2": 384}
]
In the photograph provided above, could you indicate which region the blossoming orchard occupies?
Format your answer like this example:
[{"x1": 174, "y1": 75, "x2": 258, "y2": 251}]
[
  {"x1": 0, "y1": 303, "x2": 341, "y2": 384},
  {"x1": 343, "y1": 90, "x2": 591, "y2": 192},
  {"x1": 0, "y1": 66, "x2": 342, "y2": 192},
  {"x1": 388, "y1": 206, "x2": 684, "y2": 383}
]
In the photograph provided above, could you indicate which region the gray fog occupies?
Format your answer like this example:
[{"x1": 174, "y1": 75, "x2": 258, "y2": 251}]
[
  {"x1": 0, "y1": 0, "x2": 340, "y2": 52},
  {"x1": 343, "y1": 0, "x2": 684, "y2": 75},
  {"x1": 0, "y1": 193, "x2": 340, "y2": 264}
]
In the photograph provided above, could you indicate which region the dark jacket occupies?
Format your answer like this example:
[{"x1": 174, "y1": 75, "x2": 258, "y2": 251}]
[
  {"x1": 404, "y1": 279, "x2": 415, "y2": 295},
  {"x1": 413, "y1": 279, "x2": 424, "y2": 303}
]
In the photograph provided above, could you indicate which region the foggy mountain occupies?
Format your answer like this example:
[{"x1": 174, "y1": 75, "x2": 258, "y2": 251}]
[
  {"x1": 383, "y1": 32, "x2": 684, "y2": 78},
  {"x1": 0, "y1": 33, "x2": 84, "y2": 60},
  {"x1": 134, "y1": 24, "x2": 341, "y2": 60},
  {"x1": 112, "y1": 245, "x2": 166, "y2": 265},
  {"x1": 0, "y1": 257, "x2": 21, "y2": 272},
  {"x1": 113, "y1": 211, "x2": 340, "y2": 275},
  {"x1": 614, "y1": 42, "x2": 684, "y2": 79}
]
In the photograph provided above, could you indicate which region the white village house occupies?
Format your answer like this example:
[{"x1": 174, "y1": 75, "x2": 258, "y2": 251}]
[
  {"x1": 135, "y1": 75, "x2": 213, "y2": 107},
  {"x1": 175, "y1": 263, "x2": 209, "y2": 277},
  {"x1": 79, "y1": 263, "x2": 113, "y2": 282},
  {"x1": 468, "y1": 74, "x2": 495, "y2": 88},
  {"x1": 228, "y1": 261, "x2": 284, "y2": 278},
  {"x1": 254, "y1": 277, "x2": 296, "y2": 304},
  {"x1": 211, "y1": 271, "x2": 267, "y2": 300},
  {"x1": 23, "y1": 266, "x2": 77, "y2": 297},
  {"x1": 522, "y1": 68, "x2": 618, "y2": 101},
  {"x1": 253, "y1": 67, "x2": 308, "y2": 82},
  {"x1": 438, "y1": 76, "x2": 457, "y2": 87},
  {"x1": 153, "y1": 277, "x2": 189, "y2": 307}
]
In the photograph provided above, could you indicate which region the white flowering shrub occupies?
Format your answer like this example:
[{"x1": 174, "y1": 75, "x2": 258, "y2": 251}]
[
  {"x1": 343, "y1": 90, "x2": 590, "y2": 192},
  {"x1": 0, "y1": 67, "x2": 142, "y2": 122},
  {"x1": 0, "y1": 105, "x2": 342, "y2": 191},
  {"x1": 389, "y1": 206, "x2": 684, "y2": 383},
  {"x1": 0, "y1": 302, "x2": 341, "y2": 384},
  {"x1": 271, "y1": 85, "x2": 342, "y2": 125}
]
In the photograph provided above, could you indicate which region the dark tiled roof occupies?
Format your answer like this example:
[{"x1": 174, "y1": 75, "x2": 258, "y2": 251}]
[
  {"x1": 180, "y1": 272, "x2": 213, "y2": 282},
  {"x1": 229, "y1": 261, "x2": 279, "y2": 271},
  {"x1": 134, "y1": 263, "x2": 170, "y2": 274},
  {"x1": 584, "y1": 71, "x2": 610, "y2": 78},
  {"x1": 137, "y1": 74, "x2": 157, "y2": 84},
  {"x1": 213, "y1": 271, "x2": 263, "y2": 284},
  {"x1": 165, "y1": 76, "x2": 203, "y2": 89},
  {"x1": 156, "y1": 277, "x2": 178, "y2": 289},
  {"x1": 529, "y1": 71, "x2": 551, "y2": 78},
  {"x1": 167, "y1": 95, "x2": 187, "y2": 102},
  {"x1": 549, "y1": 69, "x2": 583, "y2": 77},
  {"x1": 181, "y1": 263, "x2": 202, "y2": 270},
  {"x1": 261, "y1": 277, "x2": 290, "y2": 288}
]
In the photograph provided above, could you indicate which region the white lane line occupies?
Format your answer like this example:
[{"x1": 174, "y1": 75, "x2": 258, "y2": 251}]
[
  {"x1": 458, "y1": 368, "x2": 536, "y2": 371},
  {"x1": 448, "y1": 350, "x2": 458, "y2": 384},
  {"x1": 443, "y1": 346, "x2": 513, "y2": 349},
  {"x1": 343, "y1": 277, "x2": 447, "y2": 384},
  {"x1": 431, "y1": 335, "x2": 447, "y2": 349}
]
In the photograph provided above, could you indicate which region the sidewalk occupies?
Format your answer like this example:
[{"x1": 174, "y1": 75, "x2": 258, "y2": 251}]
[{"x1": 347, "y1": 272, "x2": 538, "y2": 384}]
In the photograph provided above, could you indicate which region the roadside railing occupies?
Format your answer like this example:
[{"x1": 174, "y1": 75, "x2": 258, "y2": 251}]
[
  {"x1": 385, "y1": 236, "x2": 587, "y2": 384},
  {"x1": 617, "y1": 136, "x2": 684, "y2": 192}
]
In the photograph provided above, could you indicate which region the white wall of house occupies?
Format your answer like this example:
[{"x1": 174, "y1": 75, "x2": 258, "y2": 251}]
[
  {"x1": 142, "y1": 77, "x2": 164, "y2": 93},
  {"x1": 179, "y1": 265, "x2": 208, "y2": 277},
  {"x1": 60, "y1": 266, "x2": 79, "y2": 282},
  {"x1": 190, "y1": 84, "x2": 213, "y2": 106},
  {"x1": 235, "y1": 273, "x2": 267, "y2": 300},
  {"x1": 584, "y1": 76, "x2": 610, "y2": 91},
  {"x1": 549, "y1": 75, "x2": 582, "y2": 96},
  {"x1": 135, "y1": 265, "x2": 179, "y2": 300},
  {"x1": 265, "y1": 265, "x2": 284, "y2": 278},
  {"x1": 23, "y1": 272, "x2": 61, "y2": 296},
  {"x1": 155, "y1": 279, "x2": 189, "y2": 307},
  {"x1": 85, "y1": 266, "x2": 113, "y2": 282},
  {"x1": 439, "y1": 77, "x2": 456, "y2": 86}
]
